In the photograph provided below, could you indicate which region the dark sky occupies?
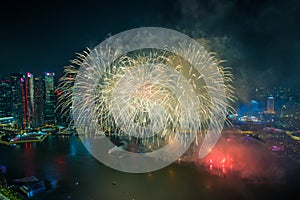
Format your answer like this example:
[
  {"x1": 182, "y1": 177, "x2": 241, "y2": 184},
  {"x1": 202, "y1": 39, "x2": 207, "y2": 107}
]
[{"x1": 1, "y1": 0, "x2": 300, "y2": 89}]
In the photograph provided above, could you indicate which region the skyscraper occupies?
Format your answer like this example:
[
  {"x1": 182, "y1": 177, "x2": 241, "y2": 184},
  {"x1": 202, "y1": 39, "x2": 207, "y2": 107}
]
[
  {"x1": 44, "y1": 72, "x2": 56, "y2": 124},
  {"x1": 22, "y1": 72, "x2": 35, "y2": 128},
  {"x1": 9, "y1": 72, "x2": 57, "y2": 128},
  {"x1": 32, "y1": 77, "x2": 45, "y2": 127},
  {"x1": 267, "y1": 96, "x2": 275, "y2": 114},
  {"x1": 0, "y1": 79, "x2": 12, "y2": 118},
  {"x1": 10, "y1": 73, "x2": 24, "y2": 128}
]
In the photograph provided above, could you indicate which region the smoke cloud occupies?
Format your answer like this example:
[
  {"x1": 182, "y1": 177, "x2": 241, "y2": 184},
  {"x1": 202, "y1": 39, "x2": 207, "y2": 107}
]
[
  {"x1": 181, "y1": 131, "x2": 286, "y2": 184},
  {"x1": 161, "y1": 0, "x2": 300, "y2": 89}
]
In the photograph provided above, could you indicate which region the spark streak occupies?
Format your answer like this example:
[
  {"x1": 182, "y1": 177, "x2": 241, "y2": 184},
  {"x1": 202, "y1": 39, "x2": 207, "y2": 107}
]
[{"x1": 56, "y1": 27, "x2": 235, "y2": 173}]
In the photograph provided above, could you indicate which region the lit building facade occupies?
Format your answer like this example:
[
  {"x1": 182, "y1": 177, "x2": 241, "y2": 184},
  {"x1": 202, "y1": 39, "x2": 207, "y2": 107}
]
[
  {"x1": 267, "y1": 96, "x2": 275, "y2": 114},
  {"x1": 0, "y1": 79, "x2": 12, "y2": 118},
  {"x1": 32, "y1": 77, "x2": 45, "y2": 127},
  {"x1": 21, "y1": 72, "x2": 35, "y2": 128},
  {"x1": 10, "y1": 73, "x2": 24, "y2": 128},
  {"x1": 44, "y1": 72, "x2": 56, "y2": 124},
  {"x1": 10, "y1": 72, "x2": 57, "y2": 128}
]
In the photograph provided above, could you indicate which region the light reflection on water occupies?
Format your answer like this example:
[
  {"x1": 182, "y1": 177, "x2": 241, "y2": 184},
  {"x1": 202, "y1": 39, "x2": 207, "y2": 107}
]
[{"x1": 0, "y1": 134, "x2": 298, "y2": 200}]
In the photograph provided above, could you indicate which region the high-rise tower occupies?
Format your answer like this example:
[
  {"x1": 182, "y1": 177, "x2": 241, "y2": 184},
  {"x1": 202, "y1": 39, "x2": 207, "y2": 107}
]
[
  {"x1": 10, "y1": 73, "x2": 24, "y2": 128},
  {"x1": 32, "y1": 77, "x2": 45, "y2": 127},
  {"x1": 267, "y1": 96, "x2": 275, "y2": 114},
  {"x1": 44, "y1": 72, "x2": 56, "y2": 124},
  {"x1": 0, "y1": 79, "x2": 12, "y2": 118}
]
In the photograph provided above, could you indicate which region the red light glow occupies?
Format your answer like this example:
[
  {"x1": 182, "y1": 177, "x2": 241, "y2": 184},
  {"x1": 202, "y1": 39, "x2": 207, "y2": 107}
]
[{"x1": 196, "y1": 133, "x2": 285, "y2": 183}]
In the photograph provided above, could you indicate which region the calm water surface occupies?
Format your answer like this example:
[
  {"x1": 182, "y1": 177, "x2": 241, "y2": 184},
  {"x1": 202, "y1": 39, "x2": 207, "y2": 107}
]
[{"x1": 0, "y1": 134, "x2": 299, "y2": 200}]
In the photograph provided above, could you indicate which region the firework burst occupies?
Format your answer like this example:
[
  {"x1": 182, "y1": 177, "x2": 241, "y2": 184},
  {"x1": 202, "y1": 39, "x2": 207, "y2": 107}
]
[{"x1": 56, "y1": 27, "x2": 235, "y2": 172}]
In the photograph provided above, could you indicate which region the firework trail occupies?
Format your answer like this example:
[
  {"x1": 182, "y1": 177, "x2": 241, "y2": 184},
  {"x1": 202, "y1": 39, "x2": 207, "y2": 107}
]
[{"x1": 56, "y1": 27, "x2": 235, "y2": 173}]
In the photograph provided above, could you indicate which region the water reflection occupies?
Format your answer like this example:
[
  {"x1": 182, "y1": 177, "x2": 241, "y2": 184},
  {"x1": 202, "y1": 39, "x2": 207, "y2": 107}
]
[{"x1": 0, "y1": 134, "x2": 299, "y2": 200}]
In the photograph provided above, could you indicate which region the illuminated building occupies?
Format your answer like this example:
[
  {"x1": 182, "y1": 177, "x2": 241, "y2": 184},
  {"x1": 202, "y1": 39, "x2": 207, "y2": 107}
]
[
  {"x1": 9, "y1": 72, "x2": 58, "y2": 128},
  {"x1": 10, "y1": 73, "x2": 24, "y2": 128},
  {"x1": 21, "y1": 72, "x2": 35, "y2": 128},
  {"x1": 267, "y1": 96, "x2": 275, "y2": 114},
  {"x1": 32, "y1": 77, "x2": 44, "y2": 127},
  {"x1": 44, "y1": 72, "x2": 56, "y2": 124},
  {"x1": 0, "y1": 79, "x2": 12, "y2": 118}
]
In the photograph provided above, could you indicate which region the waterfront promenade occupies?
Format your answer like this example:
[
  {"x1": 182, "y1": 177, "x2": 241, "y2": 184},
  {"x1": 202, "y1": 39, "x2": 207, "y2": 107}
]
[{"x1": 0, "y1": 132, "x2": 50, "y2": 146}]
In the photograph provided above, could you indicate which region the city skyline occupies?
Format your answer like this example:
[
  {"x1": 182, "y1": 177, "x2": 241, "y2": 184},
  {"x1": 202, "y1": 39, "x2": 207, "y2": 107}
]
[
  {"x1": 1, "y1": 70, "x2": 300, "y2": 131},
  {"x1": 0, "y1": 72, "x2": 56, "y2": 129}
]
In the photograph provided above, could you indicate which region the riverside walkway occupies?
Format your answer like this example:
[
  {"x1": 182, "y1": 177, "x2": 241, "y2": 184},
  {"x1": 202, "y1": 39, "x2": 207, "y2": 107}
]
[{"x1": 0, "y1": 132, "x2": 50, "y2": 146}]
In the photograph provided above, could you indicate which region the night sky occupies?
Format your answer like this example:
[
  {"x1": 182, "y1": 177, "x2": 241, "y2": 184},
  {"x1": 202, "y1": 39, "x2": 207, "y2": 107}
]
[{"x1": 0, "y1": 0, "x2": 299, "y2": 89}]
